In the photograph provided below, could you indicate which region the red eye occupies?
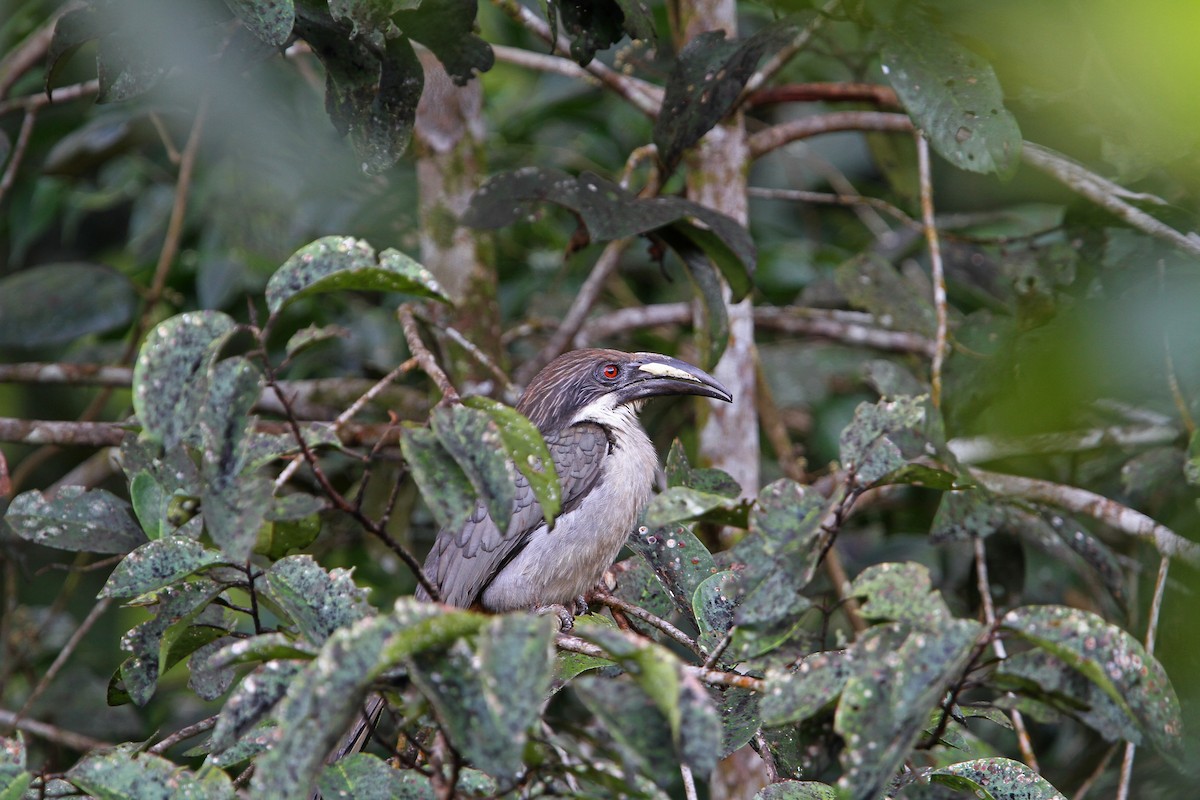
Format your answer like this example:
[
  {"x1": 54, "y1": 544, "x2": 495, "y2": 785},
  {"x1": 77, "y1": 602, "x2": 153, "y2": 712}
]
[{"x1": 602, "y1": 364, "x2": 619, "y2": 379}]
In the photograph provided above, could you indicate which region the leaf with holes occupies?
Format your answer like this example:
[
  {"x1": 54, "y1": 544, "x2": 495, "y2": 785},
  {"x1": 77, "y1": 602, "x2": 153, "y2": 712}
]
[{"x1": 881, "y1": 19, "x2": 1022, "y2": 175}]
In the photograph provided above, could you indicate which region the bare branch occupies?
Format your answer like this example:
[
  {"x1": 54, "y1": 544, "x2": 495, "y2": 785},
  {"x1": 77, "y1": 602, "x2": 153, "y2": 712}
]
[
  {"x1": 1022, "y1": 142, "x2": 1200, "y2": 258},
  {"x1": 0, "y1": 109, "x2": 36, "y2": 206},
  {"x1": 16, "y1": 598, "x2": 112, "y2": 722},
  {"x1": 149, "y1": 715, "x2": 218, "y2": 754},
  {"x1": 0, "y1": 417, "x2": 405, "y2": 448},
  {"x1": 916, "y1": 133, "x2": 949, "y2": 408},
  {"x1": 748, "y1": 111, "x2": 915, "y2": 159},
  {"x1": 554, "y1": 632, "x2": 765, "y2": 692},
  {"x1": 0, "y1": 708, "x2": 111, "y2": 752},
  {"x1": 745, "y1": 82, "x2": 900, "y2": 109},
  {"x1": 948, "y1": 425, "x2": 1181, "y2": 464},
  {"x1": 970, "y1": 468, "x2": 1200, "y2": 566},
  {"x1": 398, "y1": 305, "x2": 461, "y2": 404},
  {"x1": 593, "y1": 591, "x2": 705, "y2": 658}
]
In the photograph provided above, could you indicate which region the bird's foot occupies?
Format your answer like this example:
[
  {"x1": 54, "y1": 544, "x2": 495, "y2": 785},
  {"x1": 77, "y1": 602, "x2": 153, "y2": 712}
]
[
  {"x1": 572, "y1": 595, "x2": 589, "y2": 616},
  {"x1": 534, "y1": 603, "x2": 576, "y2": 631}
]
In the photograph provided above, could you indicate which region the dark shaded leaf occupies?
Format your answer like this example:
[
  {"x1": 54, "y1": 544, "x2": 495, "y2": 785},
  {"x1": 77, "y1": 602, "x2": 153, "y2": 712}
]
[
  {"x1": 717, "y1": 686, "x2": 760, "y2": 757},
  {"x1": 400, "y1": 424, "x2": 476, "y2": 533},
  {"x1": 67, "y1": 745, "x2": 235, "y2": 800},
  {"x1": 243, "y1": 423, "x2": 342, "y2": 470},
  {"x1": 132, "y1": 311, "x2": 238, "y2": 450},
  {"x1": 556, "y1": 0, "x2": 625, "y2": 66},
  {"x1": 836, "y1": 253, "x2": 937, "y2": 337},
  {"x1": 0, "y1": 263, "x2": 136, "y2": 347},
  {"x1": 692, "y1": 570, "x2": 739, "y2": 654},
  {"x1": 835, "y1": 620, "x2": 982, "y2": 799},
  {"x1": 760, "y1": 650, "x2": 854, "y2": 727},
  {"x1": 46, "y1": 6, "x2": 111, "y2": 93},
  {"x1": 626, "y1": 524, "x2": 718, "y2": 619},
  {"x1": 264, "y1": 555, "x2": 371, "y2": 646},
  {"x1": 464, "y1": 396, "x2": 561, "y2": 527},
  {"x1": 6, "y1": 486, "x2": 147, "y2": 554},
  {"x1": 658, "y1": 228, "x2": 729, "y2": 368},
  {"x1": 285, "y1": 324, "x2": 350, "y2": 358},
  {"x1": 994, "y1": 650, "x2": 1139, "y2": 746},
  {"x1": 573, "y1": 674, "x2": 677, "y2": 788},
  {"x1": 463, "y1": 168, "x2": 754, "y2": 298},
  {"x1": 100, "y1": 537, "x2": 228, "y2": 599},
  {"x1": 393, "y1": 0, "x2": 494, "y2": 85},
  {"x1": 851, "y1": 561, "x2": 952, "y2": 630},
  {"x1": 654, "y1": 17, "x2": 809, "y2": 171},
  {"x1": 1001, "y1": 606, "x2": 1183, "y2": 760},
  {"x1": 226, "y1": 0, "x2": 295, "y2": 47},
  {"x1": 931, "y1": 757, "x2": 1065, "y2": 799},
  {"x1": 611, "y1": 557, "x2": 674, "y2": 622},
  {"x1": 931, "y1": 489, "x2": 1009, "y2": 543},
  {"x1": 431, "y1": 404, "x2": 516, "y2": 536},
  {"x1": 266, "y1": 236, "x2": 448, "y2": 314},
  {"x1": 882, "y1": 19, "x2": 1022, "y2": 175},
  {"x1": 188, "y1": 636, "x2": 238, "y2": 700}
]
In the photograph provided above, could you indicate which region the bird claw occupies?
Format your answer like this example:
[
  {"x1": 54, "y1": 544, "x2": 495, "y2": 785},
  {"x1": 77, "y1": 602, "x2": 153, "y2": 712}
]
[
  {"x1": 573, "y1": 595, "x2": 589, "y2": 616},
  {"x1": 534, "y1": 603, "x2": 576, "y2": 631}
]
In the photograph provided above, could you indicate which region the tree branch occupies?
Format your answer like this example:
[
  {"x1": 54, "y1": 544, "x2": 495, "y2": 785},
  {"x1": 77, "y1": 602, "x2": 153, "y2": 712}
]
[
  {"x1": 748, "y1": 111, "x2": 915, "y2": 159},
  {"x1": 916, "y1": 133, "x2": 949, "y2": 408},
  {"x1": 0, "y1": 708, "x2": 111, "y2": 752},
  {"x1": 969, "y1": 468, "x2": 1200, "y2": 566},
  {"x1": 948, "y1": 425, "x2": 1181, "y2": 464},
  {"x1": 399, "y1": 305, "x2": 460, "y2": 405}
]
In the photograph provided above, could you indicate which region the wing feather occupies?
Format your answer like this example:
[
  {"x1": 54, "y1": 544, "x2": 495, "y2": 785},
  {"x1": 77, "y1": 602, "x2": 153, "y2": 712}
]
[{"x1": 416, "y1": 422, "x2": 609, "y2": 608}]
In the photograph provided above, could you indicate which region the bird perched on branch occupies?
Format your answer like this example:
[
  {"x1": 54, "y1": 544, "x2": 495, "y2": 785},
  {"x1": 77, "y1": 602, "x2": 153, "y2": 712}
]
[{"x1": 416, "y1": 348, "x2": 732, "y2": 624}]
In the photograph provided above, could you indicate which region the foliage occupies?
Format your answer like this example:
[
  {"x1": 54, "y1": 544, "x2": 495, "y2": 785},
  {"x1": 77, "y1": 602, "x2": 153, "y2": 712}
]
[{"x1": 2, "y1": 1, "x2": 1199, "y2": 799}]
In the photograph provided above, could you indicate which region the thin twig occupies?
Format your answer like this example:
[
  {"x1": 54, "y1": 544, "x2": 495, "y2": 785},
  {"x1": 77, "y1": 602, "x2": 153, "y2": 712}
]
[
  {"x1": 275, "y1": 357, "x2": 417, "y2": 488},
  {"x1": 916, "y1": 133, "x2": 949, "y2": 408},
  {"x1": 517, "y1": 238, "x2": 630, "y2": 385},
  {"x1": 416, "y1": 316, "x2": 515, "y2": 397},
  {"x1": 490, "y1": 1, "x2": 662, "y2": 116},
  {"x1": 1159, "y1": 260, "x2": 1196, "y2": 437},
  {"x1": 0, "y1": 708, "x2": 111, "y2": 751},
  {"x1": 15, "y1": 598, "x2": 112, "y2": 722},
  {"x1": 969, "y1": 468, "x2": 1200, "y2": 566},
  {"x1": 148, "y1": 715, "x2": 218, "y2": 754},
  {"x1": 0, "y1": 416, "x2": 405, "y2": 448},
  {"x1": 0, "y1": 79, "x2": 99, "y2": 115},
  {"x1": 593, "y1": 592, "x2": 705, "y2": 658},
  {"x1": 554, "y1": 633, "x2": 765, "y2": 691},
  {"x1": 974, "y1": 536, "x2": 1039, "y2": 770},
  {"x1": 738, "y1": 0, "x2": 841, "y2": 101},
  {"x1": 0, "y1": 108, "x2": 36, "y2": 206},
  {"x1": 398, "y1": 306, "x2": 461, "y2": 404},
  {"x1": 1117, "y1": 555, "x2": 1171, "y2": 800},
  {"x1": 680, "y1": 763, "x2": 698, "y2": 800},
  {"x1": 1073, "y1": 743, "x2": 1119, "y2": 800}
]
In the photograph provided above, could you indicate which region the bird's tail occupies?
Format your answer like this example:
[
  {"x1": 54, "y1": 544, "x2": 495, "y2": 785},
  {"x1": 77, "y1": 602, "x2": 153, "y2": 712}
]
[{"x1": 308, "y1": 693, "x2": 386, "y2": 800}]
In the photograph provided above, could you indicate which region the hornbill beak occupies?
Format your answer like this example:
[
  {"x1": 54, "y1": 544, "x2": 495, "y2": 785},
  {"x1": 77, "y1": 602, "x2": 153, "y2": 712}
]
[{"x1": 616, "y1": 353, "x2": 733, "y2": 405}]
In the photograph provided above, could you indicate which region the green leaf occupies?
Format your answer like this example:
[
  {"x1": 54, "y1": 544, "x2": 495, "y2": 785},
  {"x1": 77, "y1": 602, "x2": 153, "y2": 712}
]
[
  {"x1": 199, "y1": 357, "x2": 267, "y2": 562},
  {"x1": 284, "y1": 323, "x2": 349, "y2": 359},
  {"x1": 463, "y1": 168, "x2": 754, "y2": 298},
  {"x1": 1001, "y1": 605, "x2": 1183, "y2": 759},
  {"x1": 838, "y1": 394, "x2": 931, "y2": 487},
  {"x1": 692, "y1": 570, "x2": 739, "y2": 655},
  {"x1": 729, "y1": 479, "x2": 827, "y2": 627},
  {"x1": 400, "y1": 424, "x2": 477, "y2": 533},
  {"x1": 931, "y1": 488, "x2": 1010, "y2": 543},
  {"x1": 243, "y1": 423, "x2": 342, "y2": 470},
  {"x1": 6, "y1": 486, "x2": 147, "y2": 554},
  {"x1": 658, "y1": 228, "x2": 729, "y2": 368},
  {"x1": 760, "y1": 650, "x2": 854, "y2": 727},
  {"x1": 189, "y1": 636, "x2": 237, "y2": 700},
  {"x1": 211, "y1": 660, "x2": 305, "y2": 754},
  {"x1": 317, "y1": 754, "x2": 410, "y2": 800},
  {"x1": 464, "y1": 396, "x2": 562, "y2": 527},
  {"x1": 209, "y1": 632, "x2": 317, "y2": 670},
  {"x1": 626, "y1": 524, "x2": 718, "y2": 620},
  {"x1": 0, "y1": 263, "x2": 135, "y2": 347},
  {"x1": 100, "y1": 536, "x2": 229, "y2": 599},
  {"x1": 931, "y1": 757, "x2": 1065, "y2": 800},
  {"x1": 1185, "y1": 430, "x2": 1200, "y2": 485},
  {"x1": 226, "y1": 0, "x2": 295, "y2": 47},
  {"x1": 266, "y1": 236, "x2": 448, "y2": 314},
  {"x1": 573, "y1": 674, "x2": 678, "y2": 788},
  {"x1": 654, "y1": 17, "x2": 810, "y2": 171},
  {"x1": 643, "y1": 486, "x2": 751, "y2": 529},
  {"x1": 882, "y1": 19, "x2": 1023, "y2": 175},
  {"x1": 431, "y1": 404, "x2": 516, "y2": 535},
  {"x1": 754, "y1": 781, "x2": 839, "y2": 800},
  {"x1": 851, "y1": 561, "x2": 952, "y2": 630},
  {"x1": 835, "y1": 619, "x2": 981, "y2": 799},
  {"x1": 0, "y1": 735, "x2": 32, "y2": 800},
  {"x1": 68, "y1": 745, "x2": 235, "y2": 800},
  {"x1": 129, "y1": 472, "x2": 166, "y2": 541},
  {"x1": 410, "y1": 615, "x2": 556, "y2": 781},
  {"x1": 555, "y1": 0, "x2": 625, "y2": 66},
  {"x1": 264, "y1": 555, "x2": 371, "y2": 645},
  {"x1": 132, "y1": 311, "x2": 239, "y2": 450},
  {"x1": 392, "y1": 1, "x2": 494, "y2": 85}
]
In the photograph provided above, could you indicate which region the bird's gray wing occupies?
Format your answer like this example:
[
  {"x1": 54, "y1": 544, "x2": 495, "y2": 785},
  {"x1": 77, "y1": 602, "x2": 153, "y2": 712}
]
[{"x1": 417, "y1": 422, "x2": 609, "y2": 608}]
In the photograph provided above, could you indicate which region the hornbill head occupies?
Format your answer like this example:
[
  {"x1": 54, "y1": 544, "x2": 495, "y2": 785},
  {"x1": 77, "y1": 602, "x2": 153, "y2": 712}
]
[{"x1": 518, "y1": 349, "x2": 733, "y2": 432}]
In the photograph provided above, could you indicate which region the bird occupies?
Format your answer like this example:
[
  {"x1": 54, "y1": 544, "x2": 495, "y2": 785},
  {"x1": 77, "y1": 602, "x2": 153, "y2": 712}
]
[
  {"x1": 415, "y1": 348, "x2": 732, "y2": 622},
  {"x1": 322, "y1": 349, "x2": 730, "y2": 778}
]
